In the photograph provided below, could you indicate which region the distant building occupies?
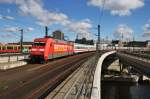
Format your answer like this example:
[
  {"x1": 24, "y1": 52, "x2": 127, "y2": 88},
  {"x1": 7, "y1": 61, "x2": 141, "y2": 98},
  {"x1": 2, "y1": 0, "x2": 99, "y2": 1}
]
[
  {"x1": 112, "y1": 40, "x2": 149, "y2": 48},
  {"x1": 127, "y1": 41, "x2": 147, "y2": 47},
  {"x1": 52, "y1": 30, "x2": 64, "y2": 40},
  {"x1": 112, "y1": 40, "x2": 120, "y2": 47},
  {"x1": 146, "y1": 40, "x2": 150, "y2": 48},
  {"x1": 75, "y1": 38, "x2": 94, "y2": 45}
]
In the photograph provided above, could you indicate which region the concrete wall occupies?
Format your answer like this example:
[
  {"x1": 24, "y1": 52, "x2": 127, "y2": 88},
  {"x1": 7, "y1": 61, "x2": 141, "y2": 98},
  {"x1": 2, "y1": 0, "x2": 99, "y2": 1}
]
[
  {"x1": 0, "y1": 54, "x2": 29, "y2": 63},
  {"x1": 91, "y1": 51, "x2": 116, "y2": 99}
]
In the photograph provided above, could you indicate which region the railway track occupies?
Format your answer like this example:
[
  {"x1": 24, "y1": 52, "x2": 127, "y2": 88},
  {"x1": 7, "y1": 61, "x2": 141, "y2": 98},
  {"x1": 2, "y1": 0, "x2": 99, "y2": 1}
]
[
  {"x1": 46, "y1": 55, "x2": 98, "y2": 99},
  {"x1": 121, "y1": 51, "x2": 150, "y2": 60},
  {"x1": 117, "y1": 52, "x2": 150, "y2": 77},
  {"x1": 0, "y1": 52, "x2": 95, "y2": 99}
]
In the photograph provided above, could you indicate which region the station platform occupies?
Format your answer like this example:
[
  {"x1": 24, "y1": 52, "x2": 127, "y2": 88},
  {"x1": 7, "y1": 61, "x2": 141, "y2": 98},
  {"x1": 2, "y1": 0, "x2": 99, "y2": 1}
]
[
  {"x1": 0, "y1": 54, "x2": 28, "y2": 70},
  {"x1": 0, "y1": 61, "x2": 27, "y2": 70}
]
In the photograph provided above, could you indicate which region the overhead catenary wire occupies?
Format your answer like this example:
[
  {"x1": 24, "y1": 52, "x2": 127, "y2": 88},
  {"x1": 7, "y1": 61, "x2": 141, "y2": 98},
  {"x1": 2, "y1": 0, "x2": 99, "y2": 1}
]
[
  {"x1": 0, "y1": 17, "x2": 34, "y2": 42},
  {"x1": 97, "y1": 0, "x2": 106, "y2": 51},
  {"x1": 98, "y1": 0, "x2": 106, "y2": 24}
]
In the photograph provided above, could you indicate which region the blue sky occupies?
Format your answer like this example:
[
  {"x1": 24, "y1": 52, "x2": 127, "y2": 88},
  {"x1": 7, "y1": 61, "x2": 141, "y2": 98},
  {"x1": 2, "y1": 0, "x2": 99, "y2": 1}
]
[{"x1": 0, "y1": 0, "x2": 150, "y2": 43}]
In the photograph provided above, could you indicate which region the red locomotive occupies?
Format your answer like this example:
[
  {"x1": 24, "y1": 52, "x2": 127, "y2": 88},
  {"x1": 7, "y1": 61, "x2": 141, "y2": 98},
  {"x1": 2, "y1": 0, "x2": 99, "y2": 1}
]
[
  {"x1": 30, "y1": 27, "x2": 96, "y2": 63},
  {"x1": 30, "y1": 38, "x2": 74, "y2": 63}
]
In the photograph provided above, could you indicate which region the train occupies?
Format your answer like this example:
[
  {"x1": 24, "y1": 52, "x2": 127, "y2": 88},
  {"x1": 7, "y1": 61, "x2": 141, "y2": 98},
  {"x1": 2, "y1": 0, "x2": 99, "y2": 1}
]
[
  {"x1": 0, "y1": 43, "x2": 31, "y2": 53},
  {"x1": 30, "y1": 37, "x2": 96, "y2": 63}
]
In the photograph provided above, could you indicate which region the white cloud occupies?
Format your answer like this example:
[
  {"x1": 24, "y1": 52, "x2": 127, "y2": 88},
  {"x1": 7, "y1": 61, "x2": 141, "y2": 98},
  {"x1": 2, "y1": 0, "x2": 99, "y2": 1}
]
[
  {"x1": 0, "y1": 0, "x2": 93, "y2": 40},
  {"x1": 67, "y1": 19, "x2": 92, "y2": 40},
  {"x1": 142, "y1": 20, "x2": 150, "y2": 37},
  {"x1": 3, "y1": 16, "x2": 14, "y2": 20},
  {"x1": 76, "y1": 32, "x2": 93, "y2": 40},
  {"x1": 7, "y1": 8, "x2": 11, "y2": 13},
  {"x1": 0, "y1": 14, "x2": 14, "y2": 20},
  {"x1": 0, "y1": 15, "x2": 2, "y2": 19},
  {"x1": 143, "y1": 23, "x2": 150, "y2": 31},
  {"x1": 0, "y1": 0, "x2": 15, "y2": 3},
  {"x1": 0, "y1": 0, "x2": 69, "y2": 26},
  {"x1": 68, "y1": 19, "x2": 92, "y2": 33},
  {"x1": 27, "y1": 27, "x2": 34, "y2": 32},
  {"x1": 3, "y1": 27, "x2": 20, "y2": 32},
  {"x1": 142, "y1": 33, "x2": 150, "y2": 37},
  {"x1": 88, "y1": 0, "x2": 144, "y2": 16},
  {"x1": 1, "y1": 34, "x2": 13, "y2": 38},
  {"x1": 114, "y1": 24, "x2": 133, "y2": 39},
  {"x1": 3, "y1": 26, "x2": 34, "y2": 34}
]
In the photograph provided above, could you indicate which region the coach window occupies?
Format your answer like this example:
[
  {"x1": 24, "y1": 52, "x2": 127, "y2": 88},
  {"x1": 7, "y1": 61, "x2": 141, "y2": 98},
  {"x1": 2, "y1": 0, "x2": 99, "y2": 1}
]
[
  {"x1": 2, "y1": 46, "x2": 5, "y2": 50},
  {"x1": 7, "y1": 46, "x2": 10, "y2": 49},
  {"x1": 7, "y1": 46, "x2": 12, "y2": 49},
  {"x1": 14, "y1": 46, "x2": 17, "y2": 50}
]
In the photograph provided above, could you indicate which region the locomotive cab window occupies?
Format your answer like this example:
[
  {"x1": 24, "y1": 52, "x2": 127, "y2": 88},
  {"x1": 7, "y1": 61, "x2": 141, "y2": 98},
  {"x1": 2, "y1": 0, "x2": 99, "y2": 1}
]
[{"x1": 33, "y1": 42, "x2": 46, "y2": 46}]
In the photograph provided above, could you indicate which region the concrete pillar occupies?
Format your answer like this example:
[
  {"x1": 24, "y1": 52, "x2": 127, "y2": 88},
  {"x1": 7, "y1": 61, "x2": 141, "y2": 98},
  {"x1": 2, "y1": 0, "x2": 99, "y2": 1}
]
[
  {"x1": 119, "y1": 60, "x2": 123, "y2": 73},
  {"x1": 8, "y1": 56, "x2": 10, "y2": 62},
  {"x1": 17, "y1": 55, "x2": 19, "y2": 61},
  {"x1": 139, "y1": 75, "x2": 143, "y2": 82}
]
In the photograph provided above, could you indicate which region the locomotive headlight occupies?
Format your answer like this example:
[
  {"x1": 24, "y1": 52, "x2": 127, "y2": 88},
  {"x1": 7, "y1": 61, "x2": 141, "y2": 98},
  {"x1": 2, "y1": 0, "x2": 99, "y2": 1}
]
[
  {"x1": 39, "y1": 49, "x2": 44, "y2": 51},
  {"x1": 31, "y1": 48, "x2": 37, "y2": 51}
]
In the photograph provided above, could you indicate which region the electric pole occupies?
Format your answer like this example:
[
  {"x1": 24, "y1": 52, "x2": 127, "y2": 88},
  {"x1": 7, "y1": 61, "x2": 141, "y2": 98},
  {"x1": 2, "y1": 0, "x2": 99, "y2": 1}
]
[
  {"x1": 20, "y1": 29, "x2": 23, "y2": 53},
  {"x1": 45, "y1": 26, "x2": 48, "y2": 38},
  {"x1": 133, "y1": 35, "x2": 135, "y2": 52},
  {"x1": 97, "y1": 24, "x2": 100, "y2": 51}
]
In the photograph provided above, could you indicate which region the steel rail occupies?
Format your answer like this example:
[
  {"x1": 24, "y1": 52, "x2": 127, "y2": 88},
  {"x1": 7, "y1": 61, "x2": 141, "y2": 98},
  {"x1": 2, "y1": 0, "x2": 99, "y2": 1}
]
[{"x1": 0, "y1": 52, "x2": 94, "y2": 99}]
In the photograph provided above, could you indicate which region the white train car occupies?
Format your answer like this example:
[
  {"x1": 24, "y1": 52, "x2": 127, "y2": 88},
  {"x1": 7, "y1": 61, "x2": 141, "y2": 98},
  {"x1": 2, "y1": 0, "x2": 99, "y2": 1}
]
[{"x1": 74, "y1": 43, "x2": 96, "y2": 53}]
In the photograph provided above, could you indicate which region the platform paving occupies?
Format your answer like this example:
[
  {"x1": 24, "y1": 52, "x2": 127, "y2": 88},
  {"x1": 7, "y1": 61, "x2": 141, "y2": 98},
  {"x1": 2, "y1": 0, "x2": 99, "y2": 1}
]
[{"x1": 0, "y1": 61, "x2": 27, "y2": 70}]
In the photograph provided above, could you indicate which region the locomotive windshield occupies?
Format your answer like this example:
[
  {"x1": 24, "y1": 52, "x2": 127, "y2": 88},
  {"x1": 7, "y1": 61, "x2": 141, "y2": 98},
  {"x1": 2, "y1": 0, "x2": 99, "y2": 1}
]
[{"x1": 33, "y1": 42, "x2": 46, "y2": 46}]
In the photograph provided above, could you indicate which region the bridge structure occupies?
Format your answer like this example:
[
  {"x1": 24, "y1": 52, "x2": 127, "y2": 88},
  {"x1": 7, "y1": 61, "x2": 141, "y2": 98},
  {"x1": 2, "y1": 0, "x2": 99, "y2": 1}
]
[{"x1": 90, "y1": 50, "x2": 150, "y2": 99}]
